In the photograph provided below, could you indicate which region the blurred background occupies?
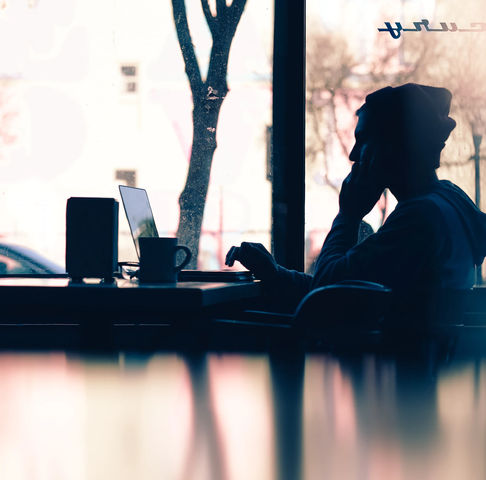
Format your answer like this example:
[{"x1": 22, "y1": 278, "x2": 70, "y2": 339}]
[{"x1": 0, "y1": 352, "x2": 484, "y2": 479}]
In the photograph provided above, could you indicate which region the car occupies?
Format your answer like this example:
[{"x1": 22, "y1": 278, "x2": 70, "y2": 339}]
[{"x1": 0, "y1": 243, "x2": 65, "y2": 275}]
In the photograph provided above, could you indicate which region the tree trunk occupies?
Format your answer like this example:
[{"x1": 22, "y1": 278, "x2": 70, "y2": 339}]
[
  {"x1": 176, "y1": 97, "x2": 223, "y2": 268},
  {"x1": 171, "y1": 0, "x2": 247, "y2": 268}
]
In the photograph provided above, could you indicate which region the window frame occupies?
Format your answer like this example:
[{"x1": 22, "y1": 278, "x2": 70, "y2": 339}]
[{"x1": 272, "y1": 0, "x2": 306, "y2": 272}]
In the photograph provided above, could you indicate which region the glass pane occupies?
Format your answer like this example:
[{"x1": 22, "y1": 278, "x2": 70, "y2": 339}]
[
  {"x1": 0, "y1": 0, "x2": 273, "y2": 271},
  {"x1": 306, "y1": 0, "x2": 486, "y2": 274}
]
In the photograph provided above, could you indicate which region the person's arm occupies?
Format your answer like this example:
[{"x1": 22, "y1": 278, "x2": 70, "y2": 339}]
[
  {"x1": 274, "y1": 264, "x2": 313, "y2": 300},
  {"x1": 225, "y1": 242, "x2": 312, "y2": 309},
  {"x1": 311, "y1": 212, "x2": 362, "y2": 286},
  {"x1": 225, "y1": 146, "x2": 385, "y2": 306},
  {"x1": 312, "y1": 199, "x2": 441, "y2": 289},
  {"x1": 307, "y1": 145, "x2": 386, "y2": 287}
]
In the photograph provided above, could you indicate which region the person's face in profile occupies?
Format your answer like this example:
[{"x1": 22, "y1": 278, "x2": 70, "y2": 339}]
[
  {"x1": 348, "y1": 110, "x2": 369, "y2": 164},
  {"x1": 348, "y1": 110, "x2": 389, "y2": 187}
]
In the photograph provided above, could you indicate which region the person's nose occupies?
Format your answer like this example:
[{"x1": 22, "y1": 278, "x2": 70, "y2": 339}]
[{"x1": 349, "y1": 143, "x2": 359, "y2": 163}]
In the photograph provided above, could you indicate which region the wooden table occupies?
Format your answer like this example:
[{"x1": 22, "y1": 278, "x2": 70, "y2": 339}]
[
  {"x1": 2, "y1": 277, "x2": 486, "y2": 352},
  {"x1": 0, "y1": 277, "x2": 262, "y2": 321},
  {"x1": 0, "y1": 277, "x2": 263, "y2": 350}
]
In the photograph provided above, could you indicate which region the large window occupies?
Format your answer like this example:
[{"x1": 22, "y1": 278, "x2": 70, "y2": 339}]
[
  {"x1": 9, "y1": 0, "x2": 485, "y2": 276},
  {"x1": 0, "y1": 0, "x2": 273, "y2": 270}
]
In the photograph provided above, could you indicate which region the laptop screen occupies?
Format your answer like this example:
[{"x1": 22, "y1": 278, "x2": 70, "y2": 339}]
[{"x1": 119, "y1": 185, "x2": 158, "y2": 258}]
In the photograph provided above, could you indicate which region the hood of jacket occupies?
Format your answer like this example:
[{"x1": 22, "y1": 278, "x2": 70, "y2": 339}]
[{"x1": 434, "y1": 180, "x2": 486, "y2": 266}]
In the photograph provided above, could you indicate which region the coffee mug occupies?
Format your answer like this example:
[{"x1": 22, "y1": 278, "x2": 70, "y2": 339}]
[{"x1": 139, "y1": 237, "x2": 191, "y2": 283}]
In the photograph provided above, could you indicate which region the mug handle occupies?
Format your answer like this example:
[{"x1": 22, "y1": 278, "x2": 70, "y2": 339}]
[{"x1": 174, "y1": 245, "x2": 192, "y2": 272}]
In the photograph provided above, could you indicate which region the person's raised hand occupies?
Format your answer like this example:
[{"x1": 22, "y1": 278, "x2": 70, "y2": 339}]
[
  {"x1": 339, "y1": 144, "x2": 385, "y2": 220},
  {"x1": 225, "y1": 242, "x2": 278, "y2": 282}
]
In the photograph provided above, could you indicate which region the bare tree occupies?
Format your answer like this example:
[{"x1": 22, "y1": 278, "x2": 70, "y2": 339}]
[
  {"x1": 171, "y1": 0, "x2": 247, "y2": 267},
  {"x1": 306, "y1": 32, "x2": 356, "y2": 194}
]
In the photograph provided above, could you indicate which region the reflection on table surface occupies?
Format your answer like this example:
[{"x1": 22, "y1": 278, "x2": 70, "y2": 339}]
[{"x1": 0, "y1": 351, "x2": 485, "y2": 480}]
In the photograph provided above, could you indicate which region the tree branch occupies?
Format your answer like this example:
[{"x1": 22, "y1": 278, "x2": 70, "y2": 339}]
[
  {"x1": 172, "y1": 0, "x2": 203, "y2": 96},
  {"x1": 329, "y1": 91, "x2": 351, "y2": 159},
  {"x1": 201, "y1": 0, "x2": 217, "y2": 36},
  {"x1": 307, "y1": 96, "x2": 340, "y2": 194},
  {"x1": 228, "y1": 0, "x2": 246, "y2": 31},
  {"x1": 205, "y1": 0, "x2": 247, "y2": 90},
  {"x1": 216, "y1": 0, "x2": 227, "y2": 18}
]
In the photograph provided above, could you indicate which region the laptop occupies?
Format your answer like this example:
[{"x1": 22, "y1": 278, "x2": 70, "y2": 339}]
[{"x1": 118, "y1": 185, "x2": 253, "y2": 282}]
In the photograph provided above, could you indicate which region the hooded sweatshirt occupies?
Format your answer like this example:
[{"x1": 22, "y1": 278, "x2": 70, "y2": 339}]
[{"x1": 272, "y1": 180, "x2": 486, "y2": 310}]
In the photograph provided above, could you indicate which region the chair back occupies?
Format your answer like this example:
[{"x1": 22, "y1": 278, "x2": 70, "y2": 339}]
[{"x1": 293, "y1": 280, "x2": 392, "y2": 337}]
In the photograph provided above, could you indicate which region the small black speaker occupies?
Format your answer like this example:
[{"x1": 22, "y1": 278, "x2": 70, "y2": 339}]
[{"x1": 66, "y1": 197, "x2": 119, "y2": 281}]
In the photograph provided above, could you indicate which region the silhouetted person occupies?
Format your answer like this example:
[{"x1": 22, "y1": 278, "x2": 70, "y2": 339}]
[{"x1": 226, "y1": 84, "x2": 486, "y2": 311}]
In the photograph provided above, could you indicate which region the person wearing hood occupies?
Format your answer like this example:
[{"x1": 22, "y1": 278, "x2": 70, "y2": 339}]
[{"x1": 226, "y1": 83, "x2": 486, "y2": 311}]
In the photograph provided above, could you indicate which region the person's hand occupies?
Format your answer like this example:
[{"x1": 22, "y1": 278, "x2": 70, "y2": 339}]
[
  {"x1": 225, "y1": 242, "x2": 278, "y2": 282},
  {"x1": 339, "y1": 144, "x2": 385, "y2": 220}
]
